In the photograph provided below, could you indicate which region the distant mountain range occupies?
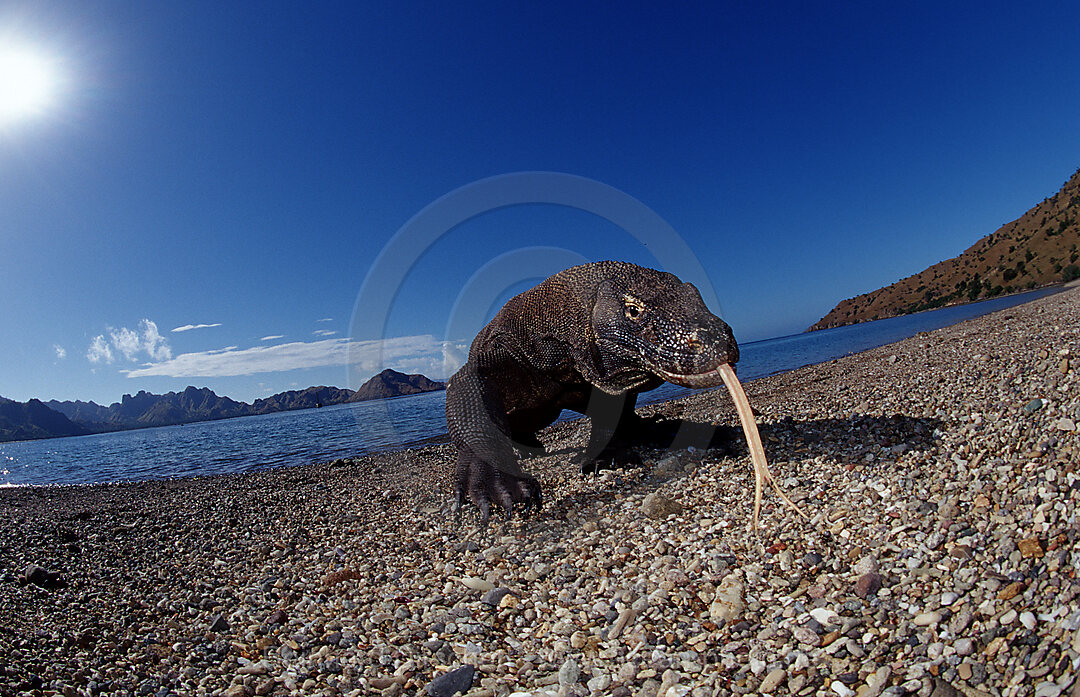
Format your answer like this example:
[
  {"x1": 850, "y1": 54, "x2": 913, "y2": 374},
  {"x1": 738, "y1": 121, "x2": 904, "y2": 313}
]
[
  {"x1": 810, "y1": 167, "x2": 1080, "y2": 331},
  {"x1": 0, "y1": 369, "x2": 445, "y2": 443}
]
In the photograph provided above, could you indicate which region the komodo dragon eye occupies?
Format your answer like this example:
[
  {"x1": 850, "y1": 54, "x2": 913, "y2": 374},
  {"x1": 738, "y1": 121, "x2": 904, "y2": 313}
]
[{"x1": 623, "y1": 300, "x2": 645, "y2": 320}]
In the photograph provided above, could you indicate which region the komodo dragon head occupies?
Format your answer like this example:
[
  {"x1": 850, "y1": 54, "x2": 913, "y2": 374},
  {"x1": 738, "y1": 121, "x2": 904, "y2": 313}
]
[{"x1": 588, "y1": 264, "x2": 739, "y2": 390}]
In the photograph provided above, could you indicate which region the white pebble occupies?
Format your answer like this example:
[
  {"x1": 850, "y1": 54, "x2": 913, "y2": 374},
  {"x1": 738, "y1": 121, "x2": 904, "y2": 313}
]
[
  {"x1": 831, "y1": 681, "x2": 855, "y2": 697},
  {"x1": 460, "y1": 577, "x2": 495, "y2": 592}
]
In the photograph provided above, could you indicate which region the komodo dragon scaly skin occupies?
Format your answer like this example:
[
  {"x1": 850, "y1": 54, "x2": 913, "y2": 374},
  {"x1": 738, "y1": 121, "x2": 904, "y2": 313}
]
[{"x1": 445, "y1": 261, "x2": 740, "y2": 523}]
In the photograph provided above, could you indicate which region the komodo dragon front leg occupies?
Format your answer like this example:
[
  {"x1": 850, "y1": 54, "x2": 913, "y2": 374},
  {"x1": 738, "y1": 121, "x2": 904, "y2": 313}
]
[{"x1": 445, "y1": 353, "x2": 542, "y2": 524}]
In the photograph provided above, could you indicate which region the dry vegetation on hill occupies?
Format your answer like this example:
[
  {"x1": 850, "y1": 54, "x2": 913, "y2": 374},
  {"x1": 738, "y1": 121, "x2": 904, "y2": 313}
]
[{"x1": 811, "y1": 169, "x2": 1080, "y2": 331}]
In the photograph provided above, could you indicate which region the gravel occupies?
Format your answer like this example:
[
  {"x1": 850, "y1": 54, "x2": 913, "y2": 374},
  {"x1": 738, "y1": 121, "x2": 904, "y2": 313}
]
[{"x1": 1, "y1": 287, "x2": 1078, "y2": 697}]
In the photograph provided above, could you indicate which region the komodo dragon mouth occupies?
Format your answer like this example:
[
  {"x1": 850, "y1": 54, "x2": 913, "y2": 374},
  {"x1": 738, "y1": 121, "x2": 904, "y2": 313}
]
[
  {"x1": 652, "y1": 361, "x2": 808, "y2": 529},
  {"x1": 649, "y1": 364, "x2": 726, "y2": 388}
]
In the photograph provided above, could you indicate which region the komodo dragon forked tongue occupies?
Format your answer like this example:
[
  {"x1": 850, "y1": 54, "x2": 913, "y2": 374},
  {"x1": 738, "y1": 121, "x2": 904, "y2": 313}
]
[{"x1": 693, "y1": 363, "x2": 808, "y2": 529}]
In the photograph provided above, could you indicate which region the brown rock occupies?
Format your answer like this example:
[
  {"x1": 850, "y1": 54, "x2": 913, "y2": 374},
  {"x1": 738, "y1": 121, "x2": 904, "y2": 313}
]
[
  {"x1": 641, "y1": 493, "x2": 685, "y2": 519},
  {"x1": 998, "y1": 581, "x2": 1026, "y2": 600},
  {"x1": 323, "y1": 568, "x2": 363, "y2": 587},
  {"x1": 949, "y1": 544, "x2": 973, "y2": 560},
  {"x1": 1018, "y1": 537, "x2": 1044, "y2": 559},
  {"x1": 854, "y1": 572, "x2": 883, "y2": 598}
]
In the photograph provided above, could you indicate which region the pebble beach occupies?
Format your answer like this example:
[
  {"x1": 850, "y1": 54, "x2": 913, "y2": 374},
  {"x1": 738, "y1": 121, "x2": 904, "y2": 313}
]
[{"x1": 2, "y1": 287, "x2": 1078, "y2": 697}]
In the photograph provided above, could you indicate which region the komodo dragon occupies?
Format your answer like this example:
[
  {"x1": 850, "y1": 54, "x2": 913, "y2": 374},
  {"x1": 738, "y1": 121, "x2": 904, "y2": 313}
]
[{"x1": 445, "y1": 261, "x2": 804, "y2": 526}]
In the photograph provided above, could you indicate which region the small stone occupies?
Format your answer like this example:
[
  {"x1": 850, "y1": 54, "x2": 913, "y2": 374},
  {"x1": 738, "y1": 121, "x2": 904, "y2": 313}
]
[
  {"x1": 709, "y1": 574, "x2": 745, "y2": 623},
  {"x1": 370, "y1": 678, "x2": 404, "y2": 690},
  {"x1": 949, "y1": 544, "x2": 973, "y2": 560},
  {"x1": 854, "y1": 555, "x2": 879, "y2": 575},
  {"x1": 1023, "y1": 398, "x2": 1044, "y2": 414},
  {"x1": 1000, "y1": 609, "x2": 1017, "y2": 625},
  {"x1": 854, "y1": 572, "x2": 882, "y2": 598},
  {"x1": 792, "y1": 626, "x2": 821, "y2": 646},
  {"x1": 1019, "y1": 611, "x2": 1037, "y2": 630},
  {"x1": 641, "y1": 493, "x2": 685, "y2": 519},
  {"x1": 810, "y1": 607, "x2": 840, "y2": 627},
  {"x1": 610, "y1": 605, "x2": 638, "y2": 639},
  {"x1": 1034, "y1": 681, "x2": 1063, "y2": 697},
  {"x1": 929, "y1": 679, "x2": 960, "y2": 697},
  {"x1": 208, "y1": 614, "x2": 230, "y2": 632},
  {"x1": 998, "y1": 581, "x2": 1025, "y2": 600},
  {"x1": 820, "y1": 630, "x2": 842, "y2": 647},
  {"x1": 937, "y1": 499, "x2": 959, "y2": 521},
  {"x1": 863, "y1": 666, "x2": 891, "y2": 697},
  {"x1": 1018, "y1": 537, "x2": 1044, "y2": 558},
  {"x1": 460, "y1": 577, "x2": 495, "y2": 592},
  {"x1": 425, "y1": 665, "x2": 476, "y2": 697},
  {"x1": 587, "y1": 675, "x2": 611, "y2": 692},
  {"x1": 957, "y1": 663, "x2": 972, "y2": 681},
  {"x1": 949, "y1": 608, "x2": 973, "y2": 634},
  {"x1": 268, "y1": 609, "x2": 288, "y2": 625},
  {"x1": 832, "y1": 681, "x2": 855, "y2": 697},
  {"x1": 22, "y1": 564, "x2": 63, "y2": 588},
  {"x1": 758, "y1": 668, "x2": 786, "y2": 693},
  {"x1": 985, "y1": 636, "x2": 1008, "y2": 657},
  {"x1": 954, "y1": 638, "x2": 974, "y2": 656},
  {"x1": 1055, "y1": 418, "x2": 1076, "y2": 432},
  {"x1": 481, "y1": 587, "x2": 511, "y2": 606},
  {"x1": 558, "y1": 658, "x2": 580, "y2": 686},
  {"x1": 913, "y1": 611, "x2": 941, "y2": 626},
  {"x1": 223, "y1": 687, "x2": 252, "y2": 697}
]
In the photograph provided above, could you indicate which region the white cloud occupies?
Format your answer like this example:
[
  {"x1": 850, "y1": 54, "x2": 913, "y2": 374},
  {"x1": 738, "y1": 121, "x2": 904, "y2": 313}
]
[
  {"x1": 122, "y1": 334, "x2": 465, "y2": 379},
  {"x1": 87, "y1": 319, "x2": 172, "y2": 365},
  {"x1": 316, "y1": 317, "x2": 333, "y2": 323},
  {"x1": 172, "y1": 323, "x2": 222, "y2": 333},
  {"x1": 53, "y1": 344, "x2": 66, "y2": 360},
  {"x1": 260, "y1": 335, "x2": 285, "y2": 341},
  {"x1": 87, "y1": 335, "x2": 113, "y2": 363},
  {"x1": 313, "y1": 329, "x2": 337, "y2": 337}
]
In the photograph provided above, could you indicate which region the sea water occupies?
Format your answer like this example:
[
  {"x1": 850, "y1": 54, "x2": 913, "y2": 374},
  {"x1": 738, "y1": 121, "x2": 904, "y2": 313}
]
[{"x1": 0, "y1": 287, "x2": 1060, "y2": 487}]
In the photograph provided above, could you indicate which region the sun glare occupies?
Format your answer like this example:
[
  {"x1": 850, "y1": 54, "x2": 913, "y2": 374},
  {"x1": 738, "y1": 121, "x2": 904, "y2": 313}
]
[{"x1": 0, "y1": 45, "x2": 59, "y2": 124}]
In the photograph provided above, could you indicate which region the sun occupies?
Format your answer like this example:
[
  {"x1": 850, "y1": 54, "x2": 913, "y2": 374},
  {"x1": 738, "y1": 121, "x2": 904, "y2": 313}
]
[{"x1": 0, "y1": 45, "x2": 59, "y2": 124}]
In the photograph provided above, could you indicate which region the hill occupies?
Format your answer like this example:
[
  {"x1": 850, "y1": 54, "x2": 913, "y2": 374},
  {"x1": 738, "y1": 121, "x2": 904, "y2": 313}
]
[
  {"x1": 349, "y1": 368, "x2": 445, "y2": 401},
  {"x1": 8, "y1": 371, "x2": 445, "y2": 443},
  {"x1": 810, "y1": 167, "x2": 1080, "y2": 330},
  {"x1": 0, "y1": 397, "x2": 90, "y2": 442}
]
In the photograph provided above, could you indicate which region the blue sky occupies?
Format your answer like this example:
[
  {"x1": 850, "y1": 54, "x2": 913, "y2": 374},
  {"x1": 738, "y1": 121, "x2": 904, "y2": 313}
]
[{"x1": 2, "y1": 2, "x2": 1078, "y2": 405}]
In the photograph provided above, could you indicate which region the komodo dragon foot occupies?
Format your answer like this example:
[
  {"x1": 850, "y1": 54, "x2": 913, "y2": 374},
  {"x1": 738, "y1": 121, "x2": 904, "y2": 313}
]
[{"x1": 454, "y1": 455, "x2": 542, "y2": 525}]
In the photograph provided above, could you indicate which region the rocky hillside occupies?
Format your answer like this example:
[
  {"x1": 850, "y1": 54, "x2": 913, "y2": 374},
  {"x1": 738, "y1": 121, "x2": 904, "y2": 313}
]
[
  {"x1": 250, "y1": 386, "x2": 355, "y2": 414},
  {"x1": 0, "y1": 397, "x2": 89, "y2": 442},
  {"x1": 349, "y1": 368, "x2": 445, "y2": 401},
  {"x1": 810, "y1": 167, "x2": 1080, "y2": 330}
]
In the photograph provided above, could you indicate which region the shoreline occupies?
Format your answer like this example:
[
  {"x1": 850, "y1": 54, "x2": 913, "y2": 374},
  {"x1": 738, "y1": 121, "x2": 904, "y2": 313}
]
[
  {"x1": 805, "y1": 282, "x2": 1069, "y2": 334},
  {"x1": 1, "y1": 287, "x2": 1077, "y2": 697}
]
